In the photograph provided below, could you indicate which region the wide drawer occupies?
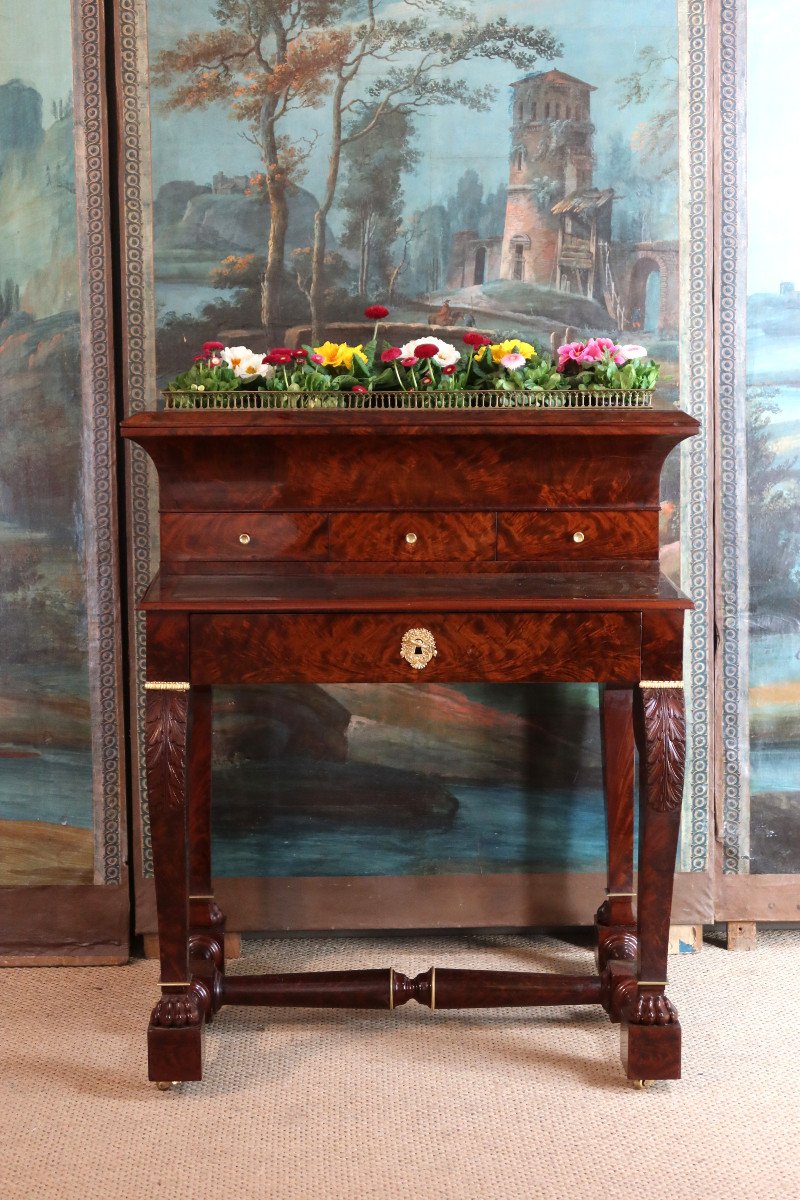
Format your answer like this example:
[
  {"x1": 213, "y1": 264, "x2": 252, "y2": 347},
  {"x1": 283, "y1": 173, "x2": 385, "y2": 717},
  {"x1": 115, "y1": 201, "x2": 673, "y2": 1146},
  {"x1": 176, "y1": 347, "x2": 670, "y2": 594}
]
[
  {"x1": 191, "y1": 611, "x2": 642, "y2": 684},
  {"x1": 497, "y1": 510, "x2": 658, "y2": 561},
  {"x1": 161, "y1": 512, "x2": 329, "y2": 562},
  {"x1": 329, "y1": 511, "x2": 495, "y2": 562}
]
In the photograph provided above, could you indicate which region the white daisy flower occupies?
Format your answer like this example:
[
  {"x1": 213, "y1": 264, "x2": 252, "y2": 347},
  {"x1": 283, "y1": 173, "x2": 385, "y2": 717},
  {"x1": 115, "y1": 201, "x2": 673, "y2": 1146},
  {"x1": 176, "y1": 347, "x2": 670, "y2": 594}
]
[{"x1": 398, "y1": 336, "x2": 461, "y2": 369}]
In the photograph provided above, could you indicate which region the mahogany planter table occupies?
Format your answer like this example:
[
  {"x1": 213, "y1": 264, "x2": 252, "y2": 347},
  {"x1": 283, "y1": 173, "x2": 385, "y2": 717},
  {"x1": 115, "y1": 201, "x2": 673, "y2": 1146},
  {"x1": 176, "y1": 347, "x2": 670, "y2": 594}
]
[{"x1": 121, "y1": 401, "x2": 699, "y2": 1088}]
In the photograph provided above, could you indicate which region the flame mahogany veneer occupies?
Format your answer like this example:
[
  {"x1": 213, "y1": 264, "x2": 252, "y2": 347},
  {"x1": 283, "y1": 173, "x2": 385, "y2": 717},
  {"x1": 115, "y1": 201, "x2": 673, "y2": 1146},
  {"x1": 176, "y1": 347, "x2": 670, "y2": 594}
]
[{"x1": 121, "y1": 404, "x2": 699, "y2": 1087}]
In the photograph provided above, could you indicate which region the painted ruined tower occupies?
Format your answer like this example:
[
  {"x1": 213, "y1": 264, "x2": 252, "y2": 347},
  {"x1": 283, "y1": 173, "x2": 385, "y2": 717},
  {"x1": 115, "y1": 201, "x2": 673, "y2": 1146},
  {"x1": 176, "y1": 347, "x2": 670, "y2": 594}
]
[{"x1": 499, "y1": 70, "x2": 596, "y2": 286}]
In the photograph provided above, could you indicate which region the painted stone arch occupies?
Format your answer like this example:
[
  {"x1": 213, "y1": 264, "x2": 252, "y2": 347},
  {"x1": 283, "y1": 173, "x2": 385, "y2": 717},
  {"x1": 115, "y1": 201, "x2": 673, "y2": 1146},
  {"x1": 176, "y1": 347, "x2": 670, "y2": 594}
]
[
  {"x1": 473, "y1": 245, "x2": 487, "y2": 285},
  {"x1": 626, "y1": 245, "x2": 679, "y2": 335}
]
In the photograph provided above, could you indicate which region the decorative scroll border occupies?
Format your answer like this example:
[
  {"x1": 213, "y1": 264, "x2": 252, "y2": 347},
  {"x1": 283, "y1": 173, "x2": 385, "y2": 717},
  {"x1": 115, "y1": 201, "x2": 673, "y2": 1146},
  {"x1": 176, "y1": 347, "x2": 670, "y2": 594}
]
[
  {"x1": 678, "y1": 0, "x2": 714, "y2": 872},
  {"x1": 715, "y1": 0, "x2": 750, "y2": 875},
  {"x1": 118, "y1": 0, "x2": 716, "y2": 881},
  {"x1": 71, "y1": 0, "x2": 126, "y2": 885},
  {"x1": 116, "y1": 0, "x2": 159, "y2": 876}
]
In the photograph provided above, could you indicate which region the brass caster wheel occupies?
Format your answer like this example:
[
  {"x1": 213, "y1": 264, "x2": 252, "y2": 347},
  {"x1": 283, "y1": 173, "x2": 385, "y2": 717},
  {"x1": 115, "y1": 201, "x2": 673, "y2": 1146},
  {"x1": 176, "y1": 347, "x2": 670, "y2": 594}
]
[
  {"x1": 632, "y1": 1079, "x2": 655, "y2": 1090},
  {"x1": 155, "y1": 1080, "x2": 179, "y2": 1091}
]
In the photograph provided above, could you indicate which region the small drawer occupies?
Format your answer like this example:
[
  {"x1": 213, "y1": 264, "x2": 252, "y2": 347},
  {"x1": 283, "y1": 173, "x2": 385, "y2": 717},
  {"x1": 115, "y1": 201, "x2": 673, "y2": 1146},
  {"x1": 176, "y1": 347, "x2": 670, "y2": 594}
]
[
  {"x1": 161, "y1": 512, "x2": 329, "y2": 562},
  {"x1": 191, "y1": 611, "x2": 641, "y2": 685},
  {"x1": 329, "y1": 512, "x2": 495, "y2": 562},
  {"x1": 497, "y1": 510, "x2": 658, "y2": 561}
]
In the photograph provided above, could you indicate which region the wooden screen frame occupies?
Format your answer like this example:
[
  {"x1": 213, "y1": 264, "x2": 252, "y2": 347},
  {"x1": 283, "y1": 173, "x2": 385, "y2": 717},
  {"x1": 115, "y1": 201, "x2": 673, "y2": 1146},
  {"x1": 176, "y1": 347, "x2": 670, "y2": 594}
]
[
  {"x1": 113, "y1": 0, "x2": 717, "y2": 935},
  {"x1": 0, "y1": 0, "x2": 128, "y2": 965}
]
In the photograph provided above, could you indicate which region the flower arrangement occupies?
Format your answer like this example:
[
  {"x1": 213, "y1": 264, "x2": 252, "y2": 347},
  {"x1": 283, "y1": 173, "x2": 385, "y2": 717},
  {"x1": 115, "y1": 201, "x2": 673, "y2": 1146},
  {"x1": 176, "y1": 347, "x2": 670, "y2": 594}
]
[{"x1": 165, "y1": 308, "x2": 659, "y2": 401}]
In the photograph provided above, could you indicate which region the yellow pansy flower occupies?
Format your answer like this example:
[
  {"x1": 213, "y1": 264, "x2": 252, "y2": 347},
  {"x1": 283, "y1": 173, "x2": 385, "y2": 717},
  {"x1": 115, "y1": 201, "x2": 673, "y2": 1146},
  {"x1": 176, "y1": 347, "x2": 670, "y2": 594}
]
[
  {"x1": 313, "y1": 341, "x2": 368, "y2": 370},
  {"x1": 487, "y1": 339, "x2": 537, "y2": 364}
]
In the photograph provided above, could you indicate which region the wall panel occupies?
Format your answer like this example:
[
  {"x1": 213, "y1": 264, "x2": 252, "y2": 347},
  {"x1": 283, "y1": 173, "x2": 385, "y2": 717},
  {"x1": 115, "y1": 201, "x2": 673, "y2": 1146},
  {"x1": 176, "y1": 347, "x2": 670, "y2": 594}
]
[{"x1": 0, "y1": 0, "x2": 127, "y2": 962}]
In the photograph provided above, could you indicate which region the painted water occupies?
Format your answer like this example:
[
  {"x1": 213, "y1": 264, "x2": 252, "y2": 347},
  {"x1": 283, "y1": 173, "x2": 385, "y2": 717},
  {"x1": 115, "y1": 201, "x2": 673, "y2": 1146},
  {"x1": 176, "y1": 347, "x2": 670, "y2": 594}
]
[
  {"x1": 212, "y1": 779, "x2": 610, "y2": 878},
  {"x1": 0, "y1": 749, "x2": 93, "y2": 829}
]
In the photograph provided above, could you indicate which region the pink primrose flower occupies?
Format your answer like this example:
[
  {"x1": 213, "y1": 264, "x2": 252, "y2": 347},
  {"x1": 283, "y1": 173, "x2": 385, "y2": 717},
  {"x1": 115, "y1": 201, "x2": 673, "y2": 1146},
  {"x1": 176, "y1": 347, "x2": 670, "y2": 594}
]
[
  {"x1": 557, "y1": 340, "x2": 586, "y2": 370},
  {"x1": 500, "y1": 352, "x2": 526, "y2": 370}
]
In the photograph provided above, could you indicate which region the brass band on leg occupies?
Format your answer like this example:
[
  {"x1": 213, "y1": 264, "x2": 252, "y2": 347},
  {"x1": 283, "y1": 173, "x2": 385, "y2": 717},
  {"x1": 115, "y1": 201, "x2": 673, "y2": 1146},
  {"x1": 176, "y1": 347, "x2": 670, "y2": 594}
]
[
  {"x1": 159, "y1": 980, "x2": 192, "y2": 988},
  {"x1": 431, "y1": 966, "x2": 436, "y2": 1011},
  {"x1": 389, "y1": 966, "x2": 394, "y2": 1010},
  {"x1": 144, "y1": 681, "x2": 191, "y2": 691},
  {"x1": 638, "y1": 680, "x2": 684, "y2": 689},
  {"x1": 637, "y1": 980, "x2": 668, "y2": 987},
  {"x1": 606, "y1": 891, "x2": 636, "y2": 898}
]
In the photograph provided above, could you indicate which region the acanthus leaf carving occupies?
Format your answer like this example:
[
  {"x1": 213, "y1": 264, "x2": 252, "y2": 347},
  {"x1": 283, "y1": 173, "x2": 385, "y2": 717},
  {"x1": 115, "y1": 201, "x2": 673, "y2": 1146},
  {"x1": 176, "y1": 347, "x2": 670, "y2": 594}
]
[
  {"x1": 145, "y1": 691, "x2": 189, "y2": 811},
  {"x1": 641, "y1": 688, "x2": 686, "y2": 813}
]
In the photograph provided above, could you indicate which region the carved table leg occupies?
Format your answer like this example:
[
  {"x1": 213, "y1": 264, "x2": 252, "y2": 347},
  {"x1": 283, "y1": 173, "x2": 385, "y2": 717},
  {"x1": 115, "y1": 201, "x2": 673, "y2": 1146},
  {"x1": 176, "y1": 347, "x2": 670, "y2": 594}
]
[
  {"x1": 620, "y1": 684, "x2": 686, "y2": 1083},
  {"x1": 596, "y1": 685, "x2": 638, "y2": 978},
  {"x1": 187, "y1": 686, "x2": 226, "y2": 1012},
  {"x1": 145, "y1": 683, "x2": 207, "y2": 1083}
]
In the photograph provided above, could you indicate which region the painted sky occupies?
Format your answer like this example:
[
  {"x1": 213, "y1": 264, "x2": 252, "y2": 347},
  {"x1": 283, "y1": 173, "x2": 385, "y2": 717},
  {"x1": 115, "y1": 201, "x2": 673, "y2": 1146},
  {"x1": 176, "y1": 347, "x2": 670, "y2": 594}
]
[
  {"x1": 747, "y1": 0, "x2": 799, "y2": 296},
  {"x1": 146, "y1": 0, "x2": 678, "y2": 233},
  {"x1": 0, "y1": 0, "x2": 74, "y2": 124}
]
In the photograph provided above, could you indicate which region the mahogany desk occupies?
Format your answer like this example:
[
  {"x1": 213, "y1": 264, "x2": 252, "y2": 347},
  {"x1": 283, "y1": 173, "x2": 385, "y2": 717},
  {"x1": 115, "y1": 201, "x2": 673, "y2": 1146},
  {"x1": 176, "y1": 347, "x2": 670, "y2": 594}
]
[{"x1": 121, "y1": 402, "x2": 699, "y2": 1088}]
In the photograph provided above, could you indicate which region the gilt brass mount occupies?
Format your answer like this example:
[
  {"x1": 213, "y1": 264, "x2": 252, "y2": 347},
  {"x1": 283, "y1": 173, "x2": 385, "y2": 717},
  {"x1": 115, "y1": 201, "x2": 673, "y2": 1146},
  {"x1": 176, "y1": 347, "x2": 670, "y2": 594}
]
[{"x1": 400, "y1": 627, "x2": 438, "y2": 669}]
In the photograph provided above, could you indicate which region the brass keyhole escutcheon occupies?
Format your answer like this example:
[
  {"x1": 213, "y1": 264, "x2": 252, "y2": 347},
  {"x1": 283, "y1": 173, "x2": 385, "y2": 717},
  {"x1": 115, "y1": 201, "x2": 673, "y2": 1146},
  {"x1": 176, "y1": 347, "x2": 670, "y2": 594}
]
[
  {"x1": 239, "y1": 532, "x2": 251, "y2": 545},
  {"x1": 400, "y1": 627, "x2": 437, "y2": 670}
]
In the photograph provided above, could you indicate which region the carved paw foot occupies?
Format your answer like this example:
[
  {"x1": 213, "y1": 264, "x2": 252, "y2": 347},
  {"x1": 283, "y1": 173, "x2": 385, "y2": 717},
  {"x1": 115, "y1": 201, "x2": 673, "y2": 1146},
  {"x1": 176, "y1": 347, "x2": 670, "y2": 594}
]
[
  {"x1": 150, "y1": 980, "x2": 211, "y2": 1028},
  {"x1": 189, "y1": 897, "x2": 226, "y2": 932},
  {"x1": 150, "y1": 992, "x2": 202, "y2": 1028},
  {"x1": 627, "y1": 991, "x2": 679, "y2": 1026},
  {"x1": 620, "y1": 996, "x2": 682, "y2": 1082},
  {"x1": 148, "y1": 989, "x2": 205, "y2": 1084}
]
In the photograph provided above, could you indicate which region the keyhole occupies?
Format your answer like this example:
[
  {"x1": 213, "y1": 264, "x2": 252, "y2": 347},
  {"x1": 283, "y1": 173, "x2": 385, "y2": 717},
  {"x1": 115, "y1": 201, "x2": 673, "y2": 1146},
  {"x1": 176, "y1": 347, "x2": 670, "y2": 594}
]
[{"x1": 414, "y1": 644, "x2": 423, "y2": 655}]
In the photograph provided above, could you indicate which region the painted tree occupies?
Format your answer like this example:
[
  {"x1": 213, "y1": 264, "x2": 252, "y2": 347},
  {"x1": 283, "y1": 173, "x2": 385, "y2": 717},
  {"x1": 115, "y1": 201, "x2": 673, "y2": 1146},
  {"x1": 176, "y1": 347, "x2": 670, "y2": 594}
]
[
  {"x1": 152, "y1": 0, "x2": 350, "y2": 339},
  {"x1": 304, "y1": 3, "x2": 562, "y2": 337},
  {"x1": 406, "y1": 204, "x2": 451, "y2": 296},
  {"x1": 339, "y1": 108, "x2": 419, "y2": 296},
  {"x1": 446, "y1": 168, "x2": 484, "y2": 236},
  {"x1": 616, "y1": 46, "x2": 679, "y2": 180},
  {"x1": 746, "y1": 388, "x2": 800, "y2": 620}
]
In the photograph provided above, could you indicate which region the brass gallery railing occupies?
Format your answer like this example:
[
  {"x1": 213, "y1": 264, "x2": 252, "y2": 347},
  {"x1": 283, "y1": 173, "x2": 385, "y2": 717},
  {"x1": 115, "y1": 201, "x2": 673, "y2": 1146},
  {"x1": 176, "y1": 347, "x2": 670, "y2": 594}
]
[{"x1": 161, "y1": 389, "x2": 656, "y2": 412}]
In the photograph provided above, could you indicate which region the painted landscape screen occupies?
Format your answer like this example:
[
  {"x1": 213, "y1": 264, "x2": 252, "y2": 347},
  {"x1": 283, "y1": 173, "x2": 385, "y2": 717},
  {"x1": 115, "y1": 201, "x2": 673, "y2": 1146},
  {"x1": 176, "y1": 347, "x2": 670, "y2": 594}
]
[{"x1": 141, "y1": 0, "x2": 683, "y2": 878}]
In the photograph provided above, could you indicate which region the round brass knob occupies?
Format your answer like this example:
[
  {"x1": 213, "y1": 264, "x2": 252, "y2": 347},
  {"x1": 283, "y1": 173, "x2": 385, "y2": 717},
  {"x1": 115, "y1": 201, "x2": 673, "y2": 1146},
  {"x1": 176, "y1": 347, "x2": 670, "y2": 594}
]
[
  {"x1": 405, "y1": 532, "x2": 418, "y2": 545},
  {"x1": 572, "y1": 531, "x2": 585, "y2": 544},
  {"x1": 239, "y1": 532, "x2": 251, "y2": 545}
]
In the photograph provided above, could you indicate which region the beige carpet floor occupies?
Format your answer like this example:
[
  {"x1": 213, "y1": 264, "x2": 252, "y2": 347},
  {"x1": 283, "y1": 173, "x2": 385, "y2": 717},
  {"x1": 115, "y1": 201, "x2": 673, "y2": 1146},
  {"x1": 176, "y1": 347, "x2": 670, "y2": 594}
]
[{"x1": 3, "y1": 927, "x2": 799, "y2": 1200}]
